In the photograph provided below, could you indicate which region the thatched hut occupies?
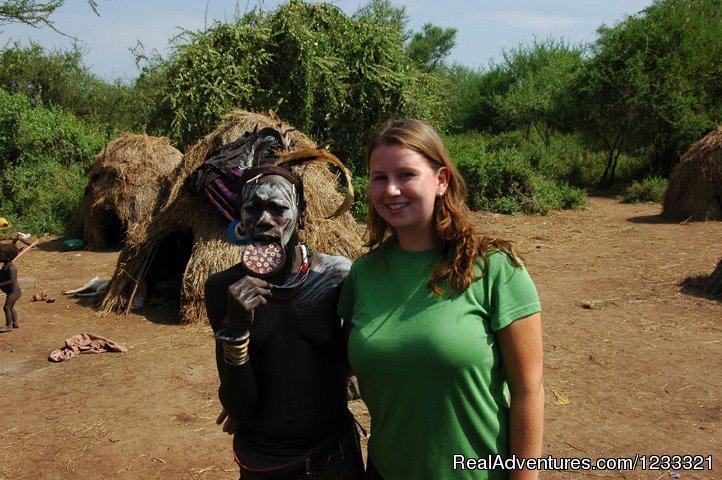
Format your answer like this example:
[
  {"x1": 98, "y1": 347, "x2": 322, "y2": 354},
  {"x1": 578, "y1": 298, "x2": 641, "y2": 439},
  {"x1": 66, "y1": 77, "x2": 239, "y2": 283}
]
[
  {"x1": 662, "y1": 126, "x2": 722, "y2": 221},
  {"x1": 100, "y1": 110, "x2": 365, "y2": 323},
  {"x1": 70, "y1": 134, "x2": 183, "y2": 248}
]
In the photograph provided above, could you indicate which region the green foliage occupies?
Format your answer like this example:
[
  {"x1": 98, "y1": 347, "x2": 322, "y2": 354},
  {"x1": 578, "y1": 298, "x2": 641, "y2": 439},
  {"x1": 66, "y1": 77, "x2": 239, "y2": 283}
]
[
  {"x1": 0, "y1": 43, "x2": 90, "y2": 109},
  {"x1": 0, "y1": 42, "x2": 145, "y2": 135},
  {"x1": 581, "y1": 0, "x2": 722, "y2": 182},
  {"x1": 0, "y1": 83, "x2": 30, "y2": 166},
  {"x1": 0, "y1": 158, "x2": 88, "y2": 233},
  {"x1": 492, "y1": 39, "x2": 584, "y2": 146},
  {"x1": 0, "y1": 89, "x2": 103, "y2": 169},
  {"x1": 162, "y1": 19, "x2": 273, "y2": 146},
  {"x1": 351, "y1": 176, "x2": 369, "y2": 223},
  {"x1": 0, "y1": 88, "x2": 104, "y2": 234},
  {"x1": 402, "y1": 70, "x2": 454, "y2": 136},
  {"x1": 406, "y1": 23, "x2": 457, "y2": 72},
  {"x1": 445, "y1": 133, "x2": 587, "y2": 214},
  {"x1": 443, "y1": 64, "x2": 485, "y2": 132},
  {"x1": 0, "y1": 0, "x2": 63, "y2": 28},
  {"x1": 621, "y1": 177, "x2": 668, "y2": 204},
  {"x1": 0, "y1": 1, "x2": 99, "y2": 35},
  {"x1": 153, "y1": 0, "x2": 449, "y2": 174},
  {"x1": 443, "y1": 63, "x2": 513, "y2": 133},
  {"x1": 352, "y1": 0, "x2": 409, "y2": 40},
  {"x1": 483, "y1": 130, "x2": 648, "y2": 187},
  {"x1": 128, "y1": 58, "x2": 175, "y2": 137}
]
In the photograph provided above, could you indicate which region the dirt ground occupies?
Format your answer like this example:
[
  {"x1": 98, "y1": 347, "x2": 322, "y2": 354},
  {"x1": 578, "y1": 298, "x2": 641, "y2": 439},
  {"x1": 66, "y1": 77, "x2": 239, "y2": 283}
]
[{"x1": 1, "y1": 196, "x2": 720, "y2": 480}]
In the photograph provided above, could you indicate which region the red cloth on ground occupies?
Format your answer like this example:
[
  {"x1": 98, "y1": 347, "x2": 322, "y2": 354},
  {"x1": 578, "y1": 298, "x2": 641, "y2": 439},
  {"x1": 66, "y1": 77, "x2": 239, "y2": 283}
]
[{"x1": 48, "y1": 333, "x2": 128, "y2": 362}]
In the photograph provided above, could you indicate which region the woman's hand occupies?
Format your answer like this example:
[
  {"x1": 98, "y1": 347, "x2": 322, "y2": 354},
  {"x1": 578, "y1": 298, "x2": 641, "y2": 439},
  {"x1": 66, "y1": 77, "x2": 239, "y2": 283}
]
[
  {"x1": 216, "y1": 408, "x2": 238, "y2": 435},
  {"x1": 226, "y1": 276, "x2": 271, "y2": 332}
]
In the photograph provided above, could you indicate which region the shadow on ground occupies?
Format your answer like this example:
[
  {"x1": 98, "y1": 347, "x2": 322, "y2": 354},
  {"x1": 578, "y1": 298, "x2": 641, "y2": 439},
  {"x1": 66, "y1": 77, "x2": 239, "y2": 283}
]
[{"x1": 679, "y1": 274, "x2": 722, "y2": 304}]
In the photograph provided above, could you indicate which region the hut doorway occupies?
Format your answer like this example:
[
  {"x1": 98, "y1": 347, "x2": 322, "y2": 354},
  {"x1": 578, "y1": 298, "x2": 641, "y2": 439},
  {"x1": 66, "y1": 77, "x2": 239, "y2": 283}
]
[
  {"x1": 142, "y1": 230, "x2": 194, "y2": 309},
  {"x1": 91, "y1": 209, "x2": 126, "y2": 248}
]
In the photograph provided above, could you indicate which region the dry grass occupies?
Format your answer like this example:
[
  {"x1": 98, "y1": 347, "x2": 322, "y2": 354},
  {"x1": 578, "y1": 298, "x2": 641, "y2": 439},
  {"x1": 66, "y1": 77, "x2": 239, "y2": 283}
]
[
  {"x1": 70, "y1": 133, "x2": 183, "y2": 249},
  {"x1": 663, "y1": 125, "x2": 722, "y2": 221}
]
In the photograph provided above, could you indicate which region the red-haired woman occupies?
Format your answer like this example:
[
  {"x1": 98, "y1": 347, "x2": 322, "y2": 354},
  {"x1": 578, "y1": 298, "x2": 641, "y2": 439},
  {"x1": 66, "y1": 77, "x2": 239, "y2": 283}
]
[{"x1": 338, "y1": 119, "x2": 544, "y2": 480}]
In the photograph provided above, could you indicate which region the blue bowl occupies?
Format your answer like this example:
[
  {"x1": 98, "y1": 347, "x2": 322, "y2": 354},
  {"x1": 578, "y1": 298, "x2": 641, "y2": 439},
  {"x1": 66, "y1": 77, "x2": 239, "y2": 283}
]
[{"x1": 63, "y1": 239, "x2": 85, "y2": 251}]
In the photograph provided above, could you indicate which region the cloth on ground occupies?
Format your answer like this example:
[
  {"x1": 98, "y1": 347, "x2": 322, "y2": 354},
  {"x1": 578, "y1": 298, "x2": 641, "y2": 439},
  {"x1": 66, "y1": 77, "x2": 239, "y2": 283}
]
[{"x1": 48, "y1": 333, "x2": 128, "y2": 362}]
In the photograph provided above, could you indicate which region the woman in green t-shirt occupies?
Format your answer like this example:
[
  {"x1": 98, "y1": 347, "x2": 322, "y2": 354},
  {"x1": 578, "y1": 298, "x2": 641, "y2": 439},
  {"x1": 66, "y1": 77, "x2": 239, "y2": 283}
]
[{"x1": 338, "y1": 119, "x2": 543, "y2": 480}]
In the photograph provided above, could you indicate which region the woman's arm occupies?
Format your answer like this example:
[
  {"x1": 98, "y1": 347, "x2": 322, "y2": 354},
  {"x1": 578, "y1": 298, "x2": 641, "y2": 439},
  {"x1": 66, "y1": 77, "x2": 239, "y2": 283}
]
[
  {"x1": 497, "y1": 312, "x2": 544, "y2": 480},
  {"x1": 219, "y1": 362, "x2": 258, "y2": 426},
  {"x1": 205, "y1": 272, "x2": 265, "y2": 427}
]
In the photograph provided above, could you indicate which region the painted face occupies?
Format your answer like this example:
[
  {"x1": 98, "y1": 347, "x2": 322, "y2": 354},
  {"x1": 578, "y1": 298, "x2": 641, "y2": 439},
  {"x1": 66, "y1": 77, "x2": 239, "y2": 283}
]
[
  {"x1": 369, "y1": 143, "x2": 449, "y2": 249},
  {"x1": 239, "y1": 175, "x2": 299, "y2": 247}
]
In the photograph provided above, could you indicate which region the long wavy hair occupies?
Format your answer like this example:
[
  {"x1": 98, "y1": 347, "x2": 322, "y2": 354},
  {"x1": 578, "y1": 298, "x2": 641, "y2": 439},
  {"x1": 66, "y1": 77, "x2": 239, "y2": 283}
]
[{"x1": 365, "y1": 118, "x2": 521, "y2": 295}]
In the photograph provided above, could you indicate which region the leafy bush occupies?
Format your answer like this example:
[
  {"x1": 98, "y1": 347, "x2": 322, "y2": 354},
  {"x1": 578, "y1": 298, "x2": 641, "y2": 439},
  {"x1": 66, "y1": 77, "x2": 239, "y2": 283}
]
[
  {"x1": 492, "y1": 38, "x2": 584, "y2": 147},
  {"x1": 0, "y1": 159, "x2": 88, "y2": 234},
  {"x1": 0, "y1": 85, "x2": 31, "y2": 167},
  {"x1": 446, "y1": 133, "x2": 587, "y2": 214},
  {"x1": 0, "y1": 42, "x2": 145, "y2": 135},
  {"x1": 149, "y1": 0, "x2": 450, "y2": 174},
  {"x1": 582, "y1": 0, "x2": 722, "y2": 179},
  {"x1": 0, "y1": 88, "x2": 104, "y2": 234},
  {"x1": 351, "y1": 176, "x2": 369, "y2": 223},
  {"x1": 479, "y1": 130, "x2": 646, "y2": 188},
  {"x1": 621, "y1": 177, "x2": 668, "y2": 204}
]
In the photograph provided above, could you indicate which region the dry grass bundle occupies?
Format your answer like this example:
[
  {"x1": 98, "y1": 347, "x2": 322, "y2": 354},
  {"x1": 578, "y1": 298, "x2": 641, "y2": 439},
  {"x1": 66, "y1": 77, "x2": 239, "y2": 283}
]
[
  {"x1": 70, "y1": 133, "x2": 182, "y2": 248},
  {"x1": 101, "y1": 110, "x2": 365, "y2": 324},
  {"x1": 662, "y1": 126, "x2": 722, "y2": 221}
]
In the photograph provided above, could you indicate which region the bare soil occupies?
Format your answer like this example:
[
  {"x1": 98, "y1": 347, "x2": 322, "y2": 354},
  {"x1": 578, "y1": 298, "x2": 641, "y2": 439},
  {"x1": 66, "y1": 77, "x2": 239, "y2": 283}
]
[{"x1": 1, "y1": 196, "x2": 720, "y2": 480}]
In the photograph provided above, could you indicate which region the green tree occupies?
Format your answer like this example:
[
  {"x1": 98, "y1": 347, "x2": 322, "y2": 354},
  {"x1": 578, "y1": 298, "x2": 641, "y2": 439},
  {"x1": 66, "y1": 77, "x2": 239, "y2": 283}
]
[
  {"x1": 352, "y1": 0, "x2": 408, "y2": 40},
  {"x1": 0, "y1": 0, "x2": 63, "y2": 27},
  {"x1": 581, "y1": 0, "x2": 722, "y2": 183},
  {"x1": 0, "y1": 1, "x2": 99, "y2": 35},
  {"x1": 444, "y1": 63, "x2": 516, "y2": 133},
  {"x1": 0, "y1": 87, "x2": 104, "y2": 233},
  {"x1": 406, "y1": 23, "x2": 457, "y2": 72},
  {"x1": 0, "y1": 42, "x2": 144, "y2": 136},
  {"x1": 161, "y1": 17, "x2": 273, "y2": 146},
  {"x1": 151, "y1": 0, "x2": 450, "y2": 172},
  {"x1": 492, "y1": 39, "x2": 583, "y2": 147},
  {"x1": 576, "y1": 41, "x2": 646, "y2": 186}
]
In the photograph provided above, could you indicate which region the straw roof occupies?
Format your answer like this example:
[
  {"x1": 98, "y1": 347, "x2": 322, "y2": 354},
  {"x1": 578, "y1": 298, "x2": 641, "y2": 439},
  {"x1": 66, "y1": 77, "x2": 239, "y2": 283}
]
[
  {"x1": 70, "y1": 133, "x2": 182, "y2": 248},
  {"x1": 100, "y1": 110, "x2": 365, "y2": 323},
  {"x1": 662, "y1": 126, "x2": 722, "y2": 221}
]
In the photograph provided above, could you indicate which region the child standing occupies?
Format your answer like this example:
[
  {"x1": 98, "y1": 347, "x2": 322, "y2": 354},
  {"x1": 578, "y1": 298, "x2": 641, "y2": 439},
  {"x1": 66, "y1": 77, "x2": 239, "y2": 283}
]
[{"x1": 0, "y1": 243, "x2": 21, "y2": 332}]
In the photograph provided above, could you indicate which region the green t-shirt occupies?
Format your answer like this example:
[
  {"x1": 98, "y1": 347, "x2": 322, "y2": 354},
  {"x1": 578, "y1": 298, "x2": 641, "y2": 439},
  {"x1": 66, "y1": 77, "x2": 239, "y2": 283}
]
[{"x1": 338, "y1": 240, "x2": 540, "y2": 480}]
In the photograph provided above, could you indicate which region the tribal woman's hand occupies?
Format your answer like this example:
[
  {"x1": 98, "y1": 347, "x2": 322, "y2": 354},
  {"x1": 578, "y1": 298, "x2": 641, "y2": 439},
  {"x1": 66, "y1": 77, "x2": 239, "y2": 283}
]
[
  {"x1": 216, "y1": 408, "x2": 238, "y2": 435},
  {"x1": 226, "y1": 276, "x2": 271, "y2": 332}
]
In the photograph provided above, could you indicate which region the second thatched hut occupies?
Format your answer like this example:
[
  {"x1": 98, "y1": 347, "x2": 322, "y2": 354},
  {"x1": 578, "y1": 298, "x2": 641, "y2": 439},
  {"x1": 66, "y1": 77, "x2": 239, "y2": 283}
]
[
  {"x1": 100, "y1": 110, "x2": 365, "y2": 323},
  {"x1": 662, "y1": 126, "x2": 722, "y2": 221},
  {"x1": 70, "y1": 133, "x2": 183, "y2": 248}
]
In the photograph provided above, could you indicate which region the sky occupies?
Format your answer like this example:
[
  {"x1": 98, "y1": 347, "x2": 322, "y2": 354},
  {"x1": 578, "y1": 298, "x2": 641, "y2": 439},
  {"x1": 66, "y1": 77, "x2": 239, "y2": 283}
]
[{"x1": 0, "y1": 0, "x2": 653, "y2": 82}]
